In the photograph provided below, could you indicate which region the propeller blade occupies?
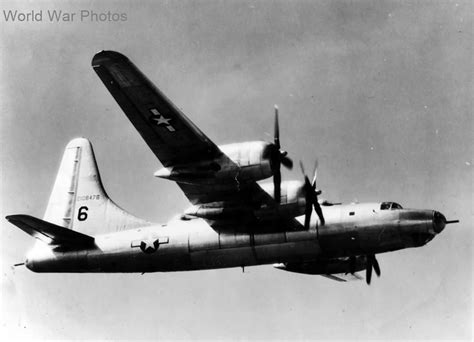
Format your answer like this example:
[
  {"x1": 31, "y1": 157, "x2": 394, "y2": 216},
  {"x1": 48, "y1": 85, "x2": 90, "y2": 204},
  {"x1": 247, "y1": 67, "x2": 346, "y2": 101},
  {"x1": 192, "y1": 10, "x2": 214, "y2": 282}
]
[
  {"x1": 281, "y1": 155, "x2": 293, "y2": 169},
  {"x1": 310, "y1": 159, "x2": 325, "y2": 225},
  {"x1": 313, "y1": 201, "x2": 325, "y2": 226},
  {"x1": 366, "y1": 256, "x2": 373, "y2": 285},
  {"x1": 311, "y1": 159, "x2": 319, "y2": 186},
  {"x1": 300, "y1": 160, "x2": 325, "y2": 227},
  {"x1": 300, "y1": 161, "x2": 311, "y2": 229},
  {"x1": 373, "y1": 255, "x2": 381, "y2": 277},
  {"x1": 299, "y1": 160, "x2": 306, "y2": 176},
  {"x1": 304, "y1": 196, "x2": 312, "y2": 229},
  {"x1": 270, "y1": 105, "x2": 293, "y2": 202},
  {"x1": 273, "y1": 166, "x2": 281, "y2": 203},
  {"x1": 274, "y1": 105, "x2": 280, "y2": 149}
]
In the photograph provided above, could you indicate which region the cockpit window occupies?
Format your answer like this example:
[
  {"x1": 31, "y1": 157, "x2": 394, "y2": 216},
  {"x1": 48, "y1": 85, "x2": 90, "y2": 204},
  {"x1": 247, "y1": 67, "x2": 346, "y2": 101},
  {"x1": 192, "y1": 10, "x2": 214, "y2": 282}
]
[
  {"x1": 380, "y1": 202, "x2": 403, "y2": 210},
  {"x1": 391, "y1": 202, "x2": 403, "y2": 210}
]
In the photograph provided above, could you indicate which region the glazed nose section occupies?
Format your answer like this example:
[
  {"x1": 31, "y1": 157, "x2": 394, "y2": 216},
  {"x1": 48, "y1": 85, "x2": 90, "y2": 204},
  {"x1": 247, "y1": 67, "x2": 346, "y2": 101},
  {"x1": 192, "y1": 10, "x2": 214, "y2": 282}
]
[{"x1": 433, "y1": 211, "x2": 446, "y2": 234}]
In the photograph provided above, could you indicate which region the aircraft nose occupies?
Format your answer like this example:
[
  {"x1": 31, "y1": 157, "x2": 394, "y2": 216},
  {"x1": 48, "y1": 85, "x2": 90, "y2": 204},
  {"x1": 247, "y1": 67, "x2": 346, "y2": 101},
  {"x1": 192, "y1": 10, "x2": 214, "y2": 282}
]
[{"x1": 433, "y1": 211, "x2": 446, "y2": 234}]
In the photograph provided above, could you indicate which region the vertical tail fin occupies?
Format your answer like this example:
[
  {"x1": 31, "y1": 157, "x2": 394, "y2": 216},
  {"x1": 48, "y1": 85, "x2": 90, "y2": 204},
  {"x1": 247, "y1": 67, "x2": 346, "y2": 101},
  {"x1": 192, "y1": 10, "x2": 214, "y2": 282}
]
[{"x1": 44, "y1": 138, "x2": 151, "y2": 235}]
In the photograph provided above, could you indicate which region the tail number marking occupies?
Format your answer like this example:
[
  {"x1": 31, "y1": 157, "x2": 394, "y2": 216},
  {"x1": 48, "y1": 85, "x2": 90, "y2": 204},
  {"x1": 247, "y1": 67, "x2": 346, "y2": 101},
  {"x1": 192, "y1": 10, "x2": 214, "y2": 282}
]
[{"x1": 78, "y1": 206, "x2": 88, "y2": 221}]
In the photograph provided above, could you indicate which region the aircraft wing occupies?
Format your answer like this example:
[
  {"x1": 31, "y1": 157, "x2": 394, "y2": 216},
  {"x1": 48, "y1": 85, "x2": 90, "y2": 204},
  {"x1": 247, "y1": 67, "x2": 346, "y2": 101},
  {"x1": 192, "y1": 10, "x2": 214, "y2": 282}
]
[
  {"x1": 92, "y1": 51, "x2": 302, "y2": 232},
  {"x1": 92, "y1": 50, "x2": 231, "y2": 168}
]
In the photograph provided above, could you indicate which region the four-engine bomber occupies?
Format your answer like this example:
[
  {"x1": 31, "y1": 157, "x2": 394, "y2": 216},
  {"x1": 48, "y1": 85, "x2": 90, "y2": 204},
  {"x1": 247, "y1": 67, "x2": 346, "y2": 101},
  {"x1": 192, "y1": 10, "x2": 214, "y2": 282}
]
[{"x1": 7, "y1": 51, "x2": 458, "y2": 284}]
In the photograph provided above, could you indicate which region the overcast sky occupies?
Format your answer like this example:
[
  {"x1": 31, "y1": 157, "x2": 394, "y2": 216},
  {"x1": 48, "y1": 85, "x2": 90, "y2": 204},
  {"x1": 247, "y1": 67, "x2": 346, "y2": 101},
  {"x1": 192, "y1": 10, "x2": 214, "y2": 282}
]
[{"x1": 1, "y1": 0, "x2": 472, "y2": 340}]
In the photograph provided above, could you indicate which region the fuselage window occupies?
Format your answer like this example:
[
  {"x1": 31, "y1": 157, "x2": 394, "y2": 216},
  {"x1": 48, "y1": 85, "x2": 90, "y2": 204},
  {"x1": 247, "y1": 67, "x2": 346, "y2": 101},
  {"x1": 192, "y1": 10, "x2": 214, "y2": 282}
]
[{"x1": 349, "y1": 211, "x2": 355, "y2": 216}]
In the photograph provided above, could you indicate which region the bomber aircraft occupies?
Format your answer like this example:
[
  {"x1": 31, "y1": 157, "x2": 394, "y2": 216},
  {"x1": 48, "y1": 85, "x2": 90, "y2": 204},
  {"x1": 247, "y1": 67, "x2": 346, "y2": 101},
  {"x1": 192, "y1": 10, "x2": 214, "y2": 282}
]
[{"x1": 6, "y1": 51, "x2": 459, "y2": 284}]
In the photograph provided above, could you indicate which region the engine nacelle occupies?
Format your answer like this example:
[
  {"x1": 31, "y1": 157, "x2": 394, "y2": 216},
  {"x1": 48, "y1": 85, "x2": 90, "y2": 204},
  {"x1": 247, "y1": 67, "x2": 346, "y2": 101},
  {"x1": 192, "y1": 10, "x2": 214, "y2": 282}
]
[
  {"x1": 155, "y1": 141, "x2": 274, "y2": 185},
  {"x1": 219, "y1": 141, "x2": 273, "y2": 182},
  {"x1": 274, "y1": 256, "x2": 367, "y2": 275},
  {"x1": 184, "y1": 180, "x2": 307, "y2": 221},
  {"x1": 255, "y1": 180, "x2": 306, "y2": 220}
]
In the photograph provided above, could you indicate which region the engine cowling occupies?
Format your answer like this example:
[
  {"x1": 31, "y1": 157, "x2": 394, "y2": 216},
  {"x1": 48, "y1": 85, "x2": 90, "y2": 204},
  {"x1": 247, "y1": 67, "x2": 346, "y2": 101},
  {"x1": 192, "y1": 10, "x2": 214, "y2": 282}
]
[
  {"x1": 255, "y1": 180, "x2": 306, "y2": 220},
  {"x1": 219, "y1": 141, "x2": 273, "y2": 182}
]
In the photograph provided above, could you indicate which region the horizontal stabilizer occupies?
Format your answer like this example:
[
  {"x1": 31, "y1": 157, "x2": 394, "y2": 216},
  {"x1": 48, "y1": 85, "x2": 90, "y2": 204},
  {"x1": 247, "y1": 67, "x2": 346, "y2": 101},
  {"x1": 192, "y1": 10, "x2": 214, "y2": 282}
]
[{"x1": 6, "y1": 214, "x2": 94, "y2": 246}]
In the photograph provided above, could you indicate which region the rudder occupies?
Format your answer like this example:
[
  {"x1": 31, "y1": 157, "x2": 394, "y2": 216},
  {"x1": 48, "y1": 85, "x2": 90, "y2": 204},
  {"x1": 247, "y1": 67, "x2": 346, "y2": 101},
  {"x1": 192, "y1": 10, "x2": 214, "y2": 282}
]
[{"x1": 44, "y1": 138, "x2": 151, "y2": 235}]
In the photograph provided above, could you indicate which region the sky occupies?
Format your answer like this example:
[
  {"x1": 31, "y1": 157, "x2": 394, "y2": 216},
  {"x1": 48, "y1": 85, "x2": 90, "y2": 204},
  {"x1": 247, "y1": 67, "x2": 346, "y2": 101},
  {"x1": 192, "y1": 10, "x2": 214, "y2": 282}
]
[{"x1": 1, "y1": 0, "x2": 472, "y2": 340}]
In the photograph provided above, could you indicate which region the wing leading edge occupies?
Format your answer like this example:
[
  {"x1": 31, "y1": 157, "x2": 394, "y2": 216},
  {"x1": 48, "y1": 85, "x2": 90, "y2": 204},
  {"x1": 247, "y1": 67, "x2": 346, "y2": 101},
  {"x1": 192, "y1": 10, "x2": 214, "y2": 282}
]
[{"x1": 92, "y1": 50, "x2": 229, "y2": 168}]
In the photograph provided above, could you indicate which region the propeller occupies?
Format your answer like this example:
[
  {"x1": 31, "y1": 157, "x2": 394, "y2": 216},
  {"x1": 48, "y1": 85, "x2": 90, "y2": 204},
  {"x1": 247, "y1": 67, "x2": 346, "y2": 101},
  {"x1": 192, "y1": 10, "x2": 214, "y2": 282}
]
[
  {"x1": 270, "y1": 105, "x2": 293, "y2": 203},
  {"x1": 365, "y1": 254, "x2": 381, "y2": 285},
  {"x1": 299, "y1": 160, "x2": 325, "y2": 229}
]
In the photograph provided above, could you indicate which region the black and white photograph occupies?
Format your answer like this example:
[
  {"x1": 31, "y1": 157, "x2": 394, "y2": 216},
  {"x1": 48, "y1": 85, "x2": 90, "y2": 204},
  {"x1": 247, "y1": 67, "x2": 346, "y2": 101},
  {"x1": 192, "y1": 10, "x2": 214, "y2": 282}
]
[{"x1": 1, "y1": 0, "x2": 472, "y2": 340}]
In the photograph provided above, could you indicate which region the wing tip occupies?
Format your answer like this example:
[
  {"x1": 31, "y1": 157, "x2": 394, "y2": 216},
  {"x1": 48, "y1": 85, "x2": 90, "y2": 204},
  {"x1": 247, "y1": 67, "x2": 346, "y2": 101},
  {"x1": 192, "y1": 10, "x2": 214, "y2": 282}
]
[
  {"x1": 91, "y1": 50, "x2": 129, "y2": 67},
  {"x1": 5, "y1": 214, "x2": 23, "y2": 222}
]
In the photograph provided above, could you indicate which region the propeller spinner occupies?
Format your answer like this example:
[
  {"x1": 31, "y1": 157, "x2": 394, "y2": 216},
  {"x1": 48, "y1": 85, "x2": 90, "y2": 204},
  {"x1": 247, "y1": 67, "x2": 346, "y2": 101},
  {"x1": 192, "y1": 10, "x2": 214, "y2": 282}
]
[{"x1": 270, "y1": 105, "x2": 293, "y2": 203}]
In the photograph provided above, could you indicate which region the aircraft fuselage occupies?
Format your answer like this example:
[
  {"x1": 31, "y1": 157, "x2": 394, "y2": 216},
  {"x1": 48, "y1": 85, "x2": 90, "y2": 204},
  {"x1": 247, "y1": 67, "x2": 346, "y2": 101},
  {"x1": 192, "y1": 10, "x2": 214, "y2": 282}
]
[{"x1": 25, "y1": 203, "x2": 444, "y2": 273}]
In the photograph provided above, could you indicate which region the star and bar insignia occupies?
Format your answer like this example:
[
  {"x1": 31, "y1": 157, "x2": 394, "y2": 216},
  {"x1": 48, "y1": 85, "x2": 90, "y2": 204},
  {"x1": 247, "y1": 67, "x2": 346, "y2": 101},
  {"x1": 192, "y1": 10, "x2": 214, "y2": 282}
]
[
  {"x1": 131, "y1": 236, "x2": 169, "y2": 254},
  {"x1": 149, "y1": 108, "x2": 175, "y2": 132},
  {"x1": 140, "y1": 237, "x2": 159, "y2": 254}
]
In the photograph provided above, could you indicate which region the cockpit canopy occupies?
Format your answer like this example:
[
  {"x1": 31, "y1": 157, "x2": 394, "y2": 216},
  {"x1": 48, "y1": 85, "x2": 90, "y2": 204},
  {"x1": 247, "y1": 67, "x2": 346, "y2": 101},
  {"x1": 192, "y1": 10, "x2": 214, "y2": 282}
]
[{"x1": 380, "y1": 202, "x2": 403, "y2": 210}]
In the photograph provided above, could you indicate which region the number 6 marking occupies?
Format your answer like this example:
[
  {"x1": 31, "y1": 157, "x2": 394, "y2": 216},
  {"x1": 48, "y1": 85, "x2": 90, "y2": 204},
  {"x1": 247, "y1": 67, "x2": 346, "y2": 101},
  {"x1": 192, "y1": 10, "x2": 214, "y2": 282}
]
[{"x1": 78, "y1": 206, "x2": 88, "y2": 221}]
